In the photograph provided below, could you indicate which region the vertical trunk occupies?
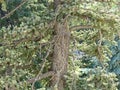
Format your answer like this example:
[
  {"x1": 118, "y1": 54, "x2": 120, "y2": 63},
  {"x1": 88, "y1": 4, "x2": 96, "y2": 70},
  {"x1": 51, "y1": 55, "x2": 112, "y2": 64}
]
[
  {"x1": 52, "y1": 1, "x2": 70, "y2": 90},
  {"x1": 54, "y1": 0, "x2": 60, "y2": 10},
  {"x1": 52, "y1": 23, "x2": 70, "y2": 90},
  {"x1": 52, "y1": 22, "x2": 70, "y2": 90}
]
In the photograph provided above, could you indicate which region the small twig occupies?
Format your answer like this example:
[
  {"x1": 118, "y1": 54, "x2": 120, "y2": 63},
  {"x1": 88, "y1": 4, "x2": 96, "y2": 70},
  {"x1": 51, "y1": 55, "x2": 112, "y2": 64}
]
[
  {"x1": 31, "y1": 43, "x2": 53, "y2": 89},
  {"x1": 97, "y1": 29, "x2": 103, "y2": 62},
  {"x1": 98, "y1": 29, "x2": 102, "y2": 46}
]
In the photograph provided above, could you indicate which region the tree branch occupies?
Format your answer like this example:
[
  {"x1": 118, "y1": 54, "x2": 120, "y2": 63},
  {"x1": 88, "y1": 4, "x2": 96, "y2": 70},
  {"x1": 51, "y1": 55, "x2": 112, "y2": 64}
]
[
  {"x1": 0, "y1": 34, "x2": 43, "y2": 47},
  {"x1": 1, "y1": 0, "x2": 28, "y2": 19},
  {"x1": 70, "y1": 25, "x2": 93, "y2": 31},
  {"x1": 27, "y1": 71, "x2": 55, "y2": 84}
]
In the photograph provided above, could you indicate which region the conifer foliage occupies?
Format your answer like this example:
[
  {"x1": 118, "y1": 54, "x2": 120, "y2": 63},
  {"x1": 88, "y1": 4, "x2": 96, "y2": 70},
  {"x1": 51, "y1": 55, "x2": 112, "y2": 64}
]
[{"x1": 0, "y1": 0, "x2": 120, "y2": 90}]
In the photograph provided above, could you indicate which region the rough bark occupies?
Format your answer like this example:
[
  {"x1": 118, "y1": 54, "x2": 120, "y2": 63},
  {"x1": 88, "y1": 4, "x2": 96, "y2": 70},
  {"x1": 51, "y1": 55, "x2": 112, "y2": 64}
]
[
  {"x1": 52, "y1": 21, "x2": 70, "y2": 90},
  {"x1": 52, "y1": 1, "x2": 71, "y2": 90}
]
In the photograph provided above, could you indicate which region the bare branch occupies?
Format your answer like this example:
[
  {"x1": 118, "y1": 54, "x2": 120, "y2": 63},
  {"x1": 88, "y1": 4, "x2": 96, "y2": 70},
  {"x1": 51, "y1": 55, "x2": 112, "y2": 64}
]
[
  {"x1": 1, "y1": 0, "x2": 28, "y2": 19},
  {"x1": 70, "y1": 25, "x2": 93, "y2": 31},
  {"x1": 27, "y1": 71, "x2": 55, "y2": 84}
]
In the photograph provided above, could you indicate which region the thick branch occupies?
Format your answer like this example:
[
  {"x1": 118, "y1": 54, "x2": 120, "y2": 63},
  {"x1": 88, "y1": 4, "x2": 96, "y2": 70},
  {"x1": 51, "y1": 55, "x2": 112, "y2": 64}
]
[
  {"x1": 27, "y1": 71, "x2": 55, "y2": 84},
  {"x1": 70, "y1": 25, "x2": 93, "y2": 31}
]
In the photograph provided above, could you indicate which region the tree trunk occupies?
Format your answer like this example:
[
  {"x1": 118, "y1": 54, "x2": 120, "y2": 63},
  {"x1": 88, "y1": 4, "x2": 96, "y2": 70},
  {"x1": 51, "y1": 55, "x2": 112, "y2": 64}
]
[
  {"x1": 52, "y1": 21, "x2": 70, "y2": 90},
  {"x1": 52, "y1": 1, "x2": 70, "y2": 90},
  {"x1": 53, "y1": 0, "x2": 60, "y2": 11}
]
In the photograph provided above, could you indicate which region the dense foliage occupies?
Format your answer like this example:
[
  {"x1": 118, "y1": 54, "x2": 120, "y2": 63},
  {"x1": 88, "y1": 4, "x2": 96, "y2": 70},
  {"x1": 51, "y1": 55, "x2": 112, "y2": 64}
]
[{"x1": 0, "y1": 0, "x2": 120, "y2": 90}]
